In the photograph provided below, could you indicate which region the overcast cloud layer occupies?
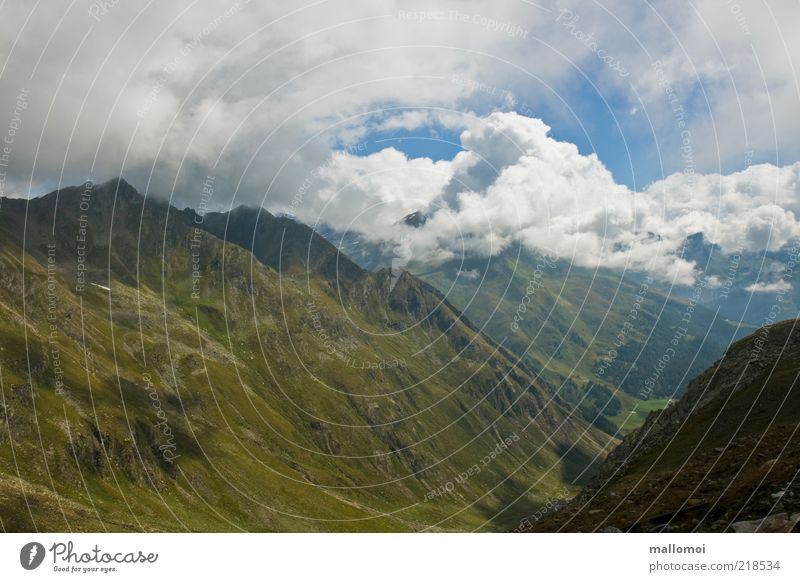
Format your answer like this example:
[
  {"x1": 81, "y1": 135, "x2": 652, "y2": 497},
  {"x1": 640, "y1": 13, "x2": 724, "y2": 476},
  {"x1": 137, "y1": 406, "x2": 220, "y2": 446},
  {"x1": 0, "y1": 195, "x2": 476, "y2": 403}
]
[{"x1": 1, "y1": 0, "x2": 799, "y2": 282}]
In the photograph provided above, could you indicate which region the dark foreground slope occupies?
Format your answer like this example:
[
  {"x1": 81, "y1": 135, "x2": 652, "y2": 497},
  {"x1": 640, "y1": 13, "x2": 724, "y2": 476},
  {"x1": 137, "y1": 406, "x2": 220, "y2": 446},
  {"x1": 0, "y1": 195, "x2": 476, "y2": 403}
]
[
  {"x1": 0, "y1": 179, "x2": 610, "y2": 532},
  {"x1": 526, "y1": 318, "x2": 800, "y2": 532}
]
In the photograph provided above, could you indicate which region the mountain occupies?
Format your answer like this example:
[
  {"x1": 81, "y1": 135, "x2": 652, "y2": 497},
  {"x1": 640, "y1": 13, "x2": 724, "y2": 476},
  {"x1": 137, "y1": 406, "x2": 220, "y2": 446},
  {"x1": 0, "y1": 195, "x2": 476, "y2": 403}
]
[
  {"x1": 525, "y1": 318, "x2": 800, "y2": 532},
  {"x1": 0, "y1": 178, "x2": 610, "y2": 532},
  {"x1": 401, "y1": 211, "x2": 427, "y2": 228},
  {"x1": 195, "y1": 204, "x2": 364, "y2": 282},
  {"x1": 315, "y1": 225, "x2": 748, "y2": 435},
  {"x1": 666, "y1": 232, "x2": 800, "y2": 327},
  {"x1": 314, "y1": 223, "x2": 396, "y2": 272},
  {"x1": 415, "y1": 247, "x2": 751, "y2": 433}
]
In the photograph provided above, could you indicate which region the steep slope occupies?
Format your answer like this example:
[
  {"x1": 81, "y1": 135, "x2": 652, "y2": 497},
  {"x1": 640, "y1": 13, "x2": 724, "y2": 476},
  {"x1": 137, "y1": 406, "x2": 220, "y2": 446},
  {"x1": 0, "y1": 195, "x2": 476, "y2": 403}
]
[
  {"x1": 332, "y1": 234, "x2": 746, "y2": 434},
  {"x1": 526, "y1": 318, "x2": 800, "y2": 532},
  {"x1": 415, "y1": 247, "x2": 747, "y2": 434},
  {"x1": 196, "y1": 205, "x2": 364, "y2": 283},
  {"x1": 0, "y1": 178, "x2": 610, "y2": 532}
]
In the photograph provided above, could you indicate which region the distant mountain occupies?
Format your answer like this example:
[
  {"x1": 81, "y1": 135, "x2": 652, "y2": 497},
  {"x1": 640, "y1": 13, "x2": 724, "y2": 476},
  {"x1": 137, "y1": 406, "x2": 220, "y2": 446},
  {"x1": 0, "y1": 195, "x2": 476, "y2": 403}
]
[
  {"x1": 414, "y1": 247, "x2": 748, "y2": 436},
  {"x1": 527, "y1": 318, "x2": 800, "y2": 532},
  {"x1": 314, "y1": 223, "x2": 395, "y2": 272},
  {"x1": 401, "y1": 210, "x2": 427, "y2": 228},
  {"x1": 666, "y1": 231, "x2": 799, "y2": 326},
  {"x1": 312, "y1": 224, "x2": 748, "y2": 436},
  {"x1": 195, "y1": 205, "x2": 364, "y2": 282},
  {"x1": 681, "y1": 231, "x2": 720, "y2": 267},
  {"x1": 0, "y1": 178, "x2": 610, "y2": 532}
]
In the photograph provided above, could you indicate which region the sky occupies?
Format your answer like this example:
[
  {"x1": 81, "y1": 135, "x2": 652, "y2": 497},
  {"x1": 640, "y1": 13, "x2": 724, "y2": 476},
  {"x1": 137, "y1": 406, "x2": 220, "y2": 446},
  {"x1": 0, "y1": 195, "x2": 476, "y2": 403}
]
[{"x1": 0, "y1": 0, "x2": 799, "y2": 282}]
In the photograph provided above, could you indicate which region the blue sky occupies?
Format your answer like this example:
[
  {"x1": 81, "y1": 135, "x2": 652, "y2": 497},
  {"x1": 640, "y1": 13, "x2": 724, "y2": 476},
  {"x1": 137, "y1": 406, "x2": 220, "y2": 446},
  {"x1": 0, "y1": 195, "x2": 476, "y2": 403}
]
[
  {"x1": 343, "y1": 98, "x2": 660, "y2": 193},
  {"x1": 344, "y1": 70, "x2": 787, "y2": 195}
]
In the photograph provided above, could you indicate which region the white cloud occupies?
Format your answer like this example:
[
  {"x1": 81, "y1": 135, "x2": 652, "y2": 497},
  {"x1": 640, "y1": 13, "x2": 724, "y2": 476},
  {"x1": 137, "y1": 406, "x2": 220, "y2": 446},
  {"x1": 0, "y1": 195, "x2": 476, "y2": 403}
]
[
  {"x1": 745, "y1": 280, "x2": 793, "y2": 294},
  {"x1": 309, "y1": 146, "x2": 452, "y2": 234},
  {"x1": 302, "y1": 112, "x2": 800, "y2": 285}
]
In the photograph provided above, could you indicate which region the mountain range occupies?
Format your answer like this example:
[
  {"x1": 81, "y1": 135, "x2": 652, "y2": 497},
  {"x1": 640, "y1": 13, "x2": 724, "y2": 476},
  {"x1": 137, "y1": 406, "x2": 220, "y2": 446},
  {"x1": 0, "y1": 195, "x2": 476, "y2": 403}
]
[
  {"x1": 318, "y1": 223, "x2": 754, "y2": 435},
  {"x1": 526, "y1": 318, "x2": 800, "y2": 532},
  {"x1": 0, "y1": 178, "x2": 609, "y2": 532},
  {"x1": 1, "y1": 178, "x2": 797, "y2": 533}
]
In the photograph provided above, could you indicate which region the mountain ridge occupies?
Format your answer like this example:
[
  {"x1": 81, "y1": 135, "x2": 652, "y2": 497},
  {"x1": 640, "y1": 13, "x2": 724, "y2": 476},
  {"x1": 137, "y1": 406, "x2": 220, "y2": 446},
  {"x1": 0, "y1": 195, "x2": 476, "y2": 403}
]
[
  {"x1": 0, "y1": 178, "x2": 611, "y2": 532},
  {"x1": 525, "y1": 318, "x2": 800, "y2": 532}
]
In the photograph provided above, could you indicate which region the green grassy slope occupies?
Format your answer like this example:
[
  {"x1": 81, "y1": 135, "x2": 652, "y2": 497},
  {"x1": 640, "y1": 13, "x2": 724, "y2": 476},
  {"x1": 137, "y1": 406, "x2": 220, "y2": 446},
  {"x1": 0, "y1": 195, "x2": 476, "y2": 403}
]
[
  {"x1": 0, "y1": 179, "x2": 611, "y2": 532},
  {"x1": 413, "y1": 247, "x2": 749, "y2": 435}
]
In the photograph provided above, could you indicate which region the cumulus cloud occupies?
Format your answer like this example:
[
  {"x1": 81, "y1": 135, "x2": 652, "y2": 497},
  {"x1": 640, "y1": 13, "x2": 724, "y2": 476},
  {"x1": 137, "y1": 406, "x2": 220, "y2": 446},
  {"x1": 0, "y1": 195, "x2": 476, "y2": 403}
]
[
  {"x1": 745, "y1": 280, "x2": 793, "y2": 294},
  {"x1": 300, "y1": 112, "x2": 800, "y2": 284},
  {"x1": 309, "y1": 146, "x2": 453, "y2": 233}
]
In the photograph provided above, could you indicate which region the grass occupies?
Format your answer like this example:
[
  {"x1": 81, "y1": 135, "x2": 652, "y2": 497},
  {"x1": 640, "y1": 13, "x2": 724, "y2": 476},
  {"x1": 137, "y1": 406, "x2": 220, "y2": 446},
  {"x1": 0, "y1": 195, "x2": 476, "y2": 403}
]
[
  {"x1": 0, "y1": 185, "x2": 611, "y2": 531},
  {"x1": 414, "y1": 247, "x2": 742, "y2": 435},
  {"x1": 610, "y1": 396, "x2": 671, "y2": 434}
]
